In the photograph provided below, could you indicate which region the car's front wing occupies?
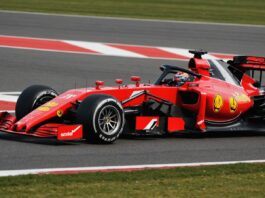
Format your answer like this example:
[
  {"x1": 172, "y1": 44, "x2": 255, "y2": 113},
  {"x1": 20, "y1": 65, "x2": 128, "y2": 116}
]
[{"x1": 0, "y1": 112, "x2": 83, "y2": 140}]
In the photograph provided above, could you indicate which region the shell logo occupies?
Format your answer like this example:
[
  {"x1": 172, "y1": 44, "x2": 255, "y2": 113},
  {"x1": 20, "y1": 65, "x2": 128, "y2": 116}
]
[
  {"x1": 229, "y1": 97, "x2": 238, "y2": 113},
  {"x1": 213, "y1": 94, "x2": 223, "y2": 113}
]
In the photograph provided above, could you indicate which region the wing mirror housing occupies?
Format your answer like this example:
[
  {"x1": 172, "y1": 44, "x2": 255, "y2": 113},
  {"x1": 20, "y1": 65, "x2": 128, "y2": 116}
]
[
  {"x1": 131, "y1": 76, "x2": 141, "y2": 87},
  {"x1": 115, "y1": 79, "x2": 123, "y2": 88},
  {"x1": 95, "y1": 80, "x2": 104, "y2": 89}
]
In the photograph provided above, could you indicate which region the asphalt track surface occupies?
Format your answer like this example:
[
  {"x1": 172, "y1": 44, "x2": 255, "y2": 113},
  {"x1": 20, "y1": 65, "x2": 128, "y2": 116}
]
[{"x1": 0, "y1": 11, "x2": 264, "y2": 170}]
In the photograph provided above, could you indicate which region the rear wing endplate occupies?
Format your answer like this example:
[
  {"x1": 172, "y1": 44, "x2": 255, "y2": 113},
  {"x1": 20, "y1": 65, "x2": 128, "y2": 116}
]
[{"x1": 228, "y1": 56, "x2": 265, "y2": 70}]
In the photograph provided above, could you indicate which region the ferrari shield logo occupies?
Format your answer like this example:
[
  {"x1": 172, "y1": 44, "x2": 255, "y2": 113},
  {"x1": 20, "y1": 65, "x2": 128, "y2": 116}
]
[
  {"x1": 57, "y1": 110, "x2": 63, "y2": 117},
  {"x1": 213, "y1": 94, "x2": 223, "y2": 113},
  {"x1": 229, "y1": 97, "x2": 237, "y2": 113}
]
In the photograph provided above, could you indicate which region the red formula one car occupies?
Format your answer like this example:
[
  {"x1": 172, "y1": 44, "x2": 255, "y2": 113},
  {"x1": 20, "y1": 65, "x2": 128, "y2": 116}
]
[{"x1": 0, "y1": 51, "x2": 265, "y2": 143}]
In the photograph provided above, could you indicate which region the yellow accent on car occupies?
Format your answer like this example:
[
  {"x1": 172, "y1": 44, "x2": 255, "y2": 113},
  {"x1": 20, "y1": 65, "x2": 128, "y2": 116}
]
[
  {"x1": 37, "y1": 106, "x2": 50, "y2": 112},
  {"x1": 229, "y1": 97, "x2": 238, "y2": 113},
  {"x1": 213, "y1": 94, "x2": 223, "y2": 113},
  {"x1": 46, "y1": 101, "x2": 58, "y2": 107}
]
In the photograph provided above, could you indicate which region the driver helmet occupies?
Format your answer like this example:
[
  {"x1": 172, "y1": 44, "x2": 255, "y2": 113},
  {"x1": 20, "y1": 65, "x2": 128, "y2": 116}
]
[{"x1": 174, "y1": 72, "x2": 189, "y2": 83}]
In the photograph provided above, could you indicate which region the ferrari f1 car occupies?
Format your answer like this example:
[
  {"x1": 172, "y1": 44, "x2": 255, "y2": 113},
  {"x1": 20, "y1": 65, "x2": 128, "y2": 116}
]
[{"x1": 0, "y1": 50, "x2": 265, "y2": 143}]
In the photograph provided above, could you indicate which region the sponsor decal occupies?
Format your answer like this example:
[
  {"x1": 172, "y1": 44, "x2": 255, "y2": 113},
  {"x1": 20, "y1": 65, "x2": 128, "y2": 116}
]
[
  {"x1": 136, "y1": 116, "x2": 159, "y2": 131},
  {"x1": 57, "y1": 110, "x2": 63, "y2": 117},
  {"x1": 233, "y1": 93, "x2": 250, "y2": 102},
  {"x1": 37, "y1": 101, "x2": 58, "y2": 112},
  {"x1": 229, "y1": 97, "x2": 238, "y2": 113},
  {"x1": 58, "y1": 125, "x2": 83, "y2": 140},
  {"x1": 37, "y1": 106, "x2": 50, "y2": 112},
  {"x1": 61, "y1": 126, "x2": 81, "y2": 137},
  {"x1": 144, "y1": 118, "x2": 158, "y2": 131},
  {"x1": 60, "y1": 126, "x2": 81, "y2": 137},
  {"x1": 46, "y1": 101, "x2": 58, "y2": 107},
  {"x1": 213, "y1": 94, "x2": 223, "y2": 113}
]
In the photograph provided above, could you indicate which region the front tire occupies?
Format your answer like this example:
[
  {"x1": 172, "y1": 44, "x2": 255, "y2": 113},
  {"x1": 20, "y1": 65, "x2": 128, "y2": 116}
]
[
  {"x1": 76, "y1": 94, "x2": 124, "y2": 144},
  {"x1": 16, "y1": 85, "x2": 58, "y2": 120}
]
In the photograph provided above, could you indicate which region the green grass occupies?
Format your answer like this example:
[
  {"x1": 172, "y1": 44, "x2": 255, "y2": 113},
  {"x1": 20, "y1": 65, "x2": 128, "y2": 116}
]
[
  {"x1": 0, "y1": 0, "x2": 265, "y2": 25},
  {"x1": 0, "y1": 163, "x2": 264, "y2": 197}
]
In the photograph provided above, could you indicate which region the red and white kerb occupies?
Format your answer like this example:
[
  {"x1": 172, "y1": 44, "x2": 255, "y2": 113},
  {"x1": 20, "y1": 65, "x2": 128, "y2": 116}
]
[{"x1": 0, "y1": 35, "x2": 234, "y2": 61}]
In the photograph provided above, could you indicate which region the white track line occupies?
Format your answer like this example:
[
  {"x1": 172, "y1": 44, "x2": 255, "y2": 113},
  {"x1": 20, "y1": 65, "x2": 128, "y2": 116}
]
[
  {"x1": 0, "y1": 92, "x2": 21, "y2": 94},
  {"x1": 0, "y1": 94, "x2": 18, "y2": 102},
  {"x1": 0, "y1": 10, "x2": 265, "y2": 28},
  {"x1": 0, "y1": 160, "x2": 264, "y2": 177}
]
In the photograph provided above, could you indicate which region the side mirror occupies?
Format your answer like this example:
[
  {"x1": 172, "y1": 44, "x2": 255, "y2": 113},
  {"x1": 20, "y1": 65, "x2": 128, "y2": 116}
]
[
  {"x1": 95, "y1": 80, "x2": 104, "y2": 89},
  {"x1": 115, "y1": 79, "x2": 123, "y2": 88},
  {"x1": 131, "y1": 76, "x2": 141, "y2": 87}
]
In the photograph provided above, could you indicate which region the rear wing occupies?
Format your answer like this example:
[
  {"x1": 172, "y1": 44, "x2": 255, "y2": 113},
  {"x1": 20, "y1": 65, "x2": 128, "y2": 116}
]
[
  {"x1": 228, "y1": 56, "x2": 265, "y2": 71},
  {"x1": 228, "y1": 56, "x2": 265, "y2": 86}
]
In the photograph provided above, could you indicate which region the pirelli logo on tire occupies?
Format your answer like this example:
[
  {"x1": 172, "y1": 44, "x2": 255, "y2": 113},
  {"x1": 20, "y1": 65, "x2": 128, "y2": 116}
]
[{"x1": 136, "y1": 116, "x2": 159, "y2": 131}]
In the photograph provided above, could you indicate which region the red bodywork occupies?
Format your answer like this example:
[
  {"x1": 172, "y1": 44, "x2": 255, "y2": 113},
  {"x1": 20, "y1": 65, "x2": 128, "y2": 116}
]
[{"x1": 0, "y1": 54, "x2": 263, "y2": 141}]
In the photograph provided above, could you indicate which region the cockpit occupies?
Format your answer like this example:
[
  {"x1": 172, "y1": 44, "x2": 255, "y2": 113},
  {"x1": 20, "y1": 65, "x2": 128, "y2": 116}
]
[{"x1": 154, "y1": 65, "x2": 200, "y2": 87}]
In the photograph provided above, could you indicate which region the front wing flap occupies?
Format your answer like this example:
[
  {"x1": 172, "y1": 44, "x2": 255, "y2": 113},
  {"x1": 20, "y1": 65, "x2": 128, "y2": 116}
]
[{"x1": 0, "y1": 112, "x2": 83, "y2": 140}]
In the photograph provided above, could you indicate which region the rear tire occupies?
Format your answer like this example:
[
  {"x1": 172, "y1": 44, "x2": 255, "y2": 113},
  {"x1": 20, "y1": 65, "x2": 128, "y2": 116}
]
[
  {"x1": 15, "y1": 85, "x2": 58, "y2": 120},
  {"x1": 76, "y1": 94, "x2": 124, "y2": 144}
]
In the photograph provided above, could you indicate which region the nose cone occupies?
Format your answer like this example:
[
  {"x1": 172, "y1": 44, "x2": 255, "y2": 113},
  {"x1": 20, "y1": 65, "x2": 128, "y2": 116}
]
[{"x1": 14, "y1": 121, "x2": 26, "y2": 132}]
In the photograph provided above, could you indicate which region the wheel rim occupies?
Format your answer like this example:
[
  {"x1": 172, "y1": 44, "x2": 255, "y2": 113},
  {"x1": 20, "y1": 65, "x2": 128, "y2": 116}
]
[{"x1": 98, "y1": 105, "x2": 121, "y2": 136}]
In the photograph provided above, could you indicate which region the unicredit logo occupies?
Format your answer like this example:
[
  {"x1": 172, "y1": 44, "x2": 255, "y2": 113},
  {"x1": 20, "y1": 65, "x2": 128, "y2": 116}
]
[{"x1": 61, "y1": 126, "x2": 81, "y2": 137}]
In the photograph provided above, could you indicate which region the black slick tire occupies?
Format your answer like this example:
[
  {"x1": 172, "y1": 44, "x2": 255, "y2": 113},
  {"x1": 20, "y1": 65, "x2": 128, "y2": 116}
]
[
  {"x1": 15, "y1": 85, "x2": 58, "y2": 120},
  {"x1": 76, "y1": 94, "x2": 124, "y2": 144}
]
